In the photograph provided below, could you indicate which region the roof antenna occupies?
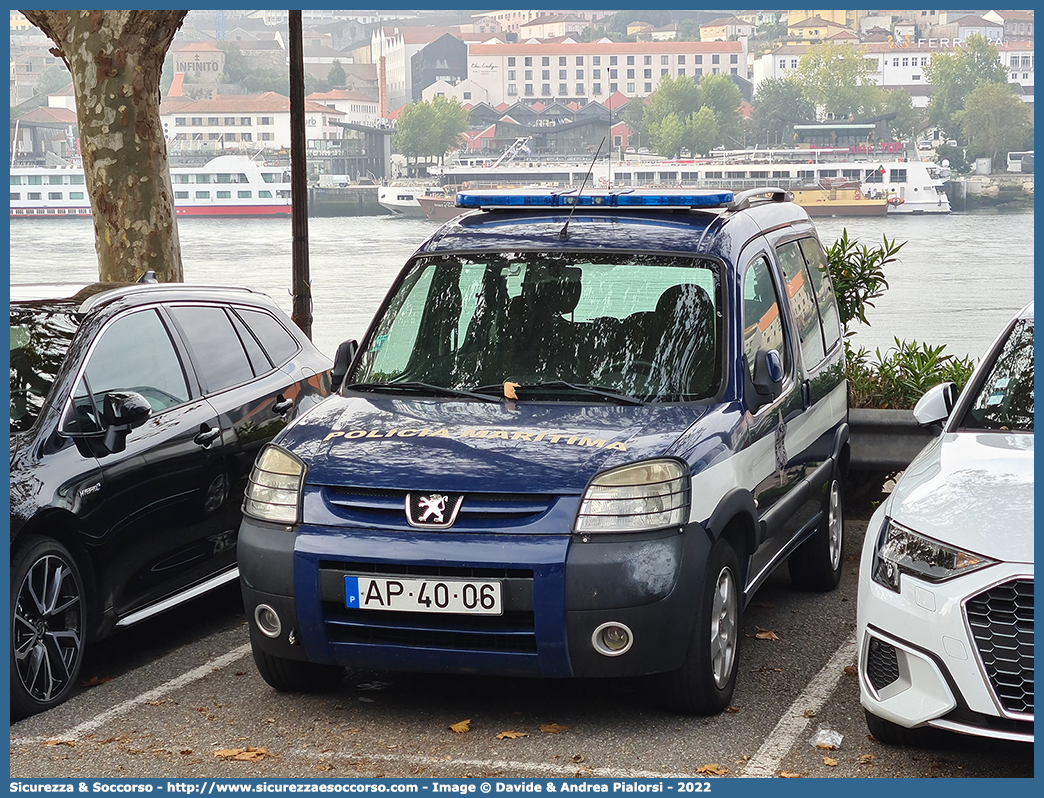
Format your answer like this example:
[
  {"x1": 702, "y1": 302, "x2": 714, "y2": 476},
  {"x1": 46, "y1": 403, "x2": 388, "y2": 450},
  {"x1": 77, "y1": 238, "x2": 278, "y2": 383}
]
[{"x1": 559, "y1": 136, "x2": 604, "y2": 241}]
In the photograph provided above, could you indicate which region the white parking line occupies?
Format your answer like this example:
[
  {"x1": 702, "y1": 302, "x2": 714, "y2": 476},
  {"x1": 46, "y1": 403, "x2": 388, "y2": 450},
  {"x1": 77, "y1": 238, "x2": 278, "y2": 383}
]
[
  {"x1": 740, "y1": 634, "x2": 858, "y2": 777},
  {"x1": 10, "y1": 643, "x2": 252, "y2": 747}
]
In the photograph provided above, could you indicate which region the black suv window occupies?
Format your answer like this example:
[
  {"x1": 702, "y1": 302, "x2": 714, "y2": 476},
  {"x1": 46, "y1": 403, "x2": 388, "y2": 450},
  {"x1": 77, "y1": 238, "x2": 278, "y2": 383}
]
[
  {"x1": 742, "y1": 256, "x2": 789, "y2": 383},
  {"x1": 74, "y1": 309, "x2": 189, "y2": 427},
  {"x1": 238, "y1": 308, "x2": 300, "y2": 367},
  {"x1": 776, "y1": 241, "x2": 826, "y2": 367},
  {"x1": 169, "y1": 305, "x2": 254, "y2": 393}
]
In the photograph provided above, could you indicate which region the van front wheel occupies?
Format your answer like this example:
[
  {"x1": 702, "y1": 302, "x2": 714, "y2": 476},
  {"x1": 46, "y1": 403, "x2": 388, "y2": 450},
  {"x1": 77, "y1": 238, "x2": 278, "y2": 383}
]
[
  {"x1": 658, "y1": 538, "x2": 741, "y2": 715},
  {"x1": 251, "y1": 641, "x2": 344, "y2": 693}
]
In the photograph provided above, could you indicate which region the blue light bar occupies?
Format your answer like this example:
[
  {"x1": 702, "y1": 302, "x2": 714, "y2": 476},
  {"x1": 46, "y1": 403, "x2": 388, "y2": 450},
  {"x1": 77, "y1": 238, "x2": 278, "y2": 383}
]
[{"x1": 455, "y1": 188, "x2": 735, "y2": 210}]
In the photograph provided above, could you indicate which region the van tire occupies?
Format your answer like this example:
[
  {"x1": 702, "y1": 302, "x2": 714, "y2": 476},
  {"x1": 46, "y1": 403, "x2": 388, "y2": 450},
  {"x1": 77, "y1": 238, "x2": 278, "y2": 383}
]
[
  {"x1": 251, "y1": 640, "x2": 344, "y2": 693},
  {"x1": 789, "y1": 474, "x2": 844, "y2": 591},
  {"x1": 657, "y1": 538, "x2": 741, "y2": 714}
]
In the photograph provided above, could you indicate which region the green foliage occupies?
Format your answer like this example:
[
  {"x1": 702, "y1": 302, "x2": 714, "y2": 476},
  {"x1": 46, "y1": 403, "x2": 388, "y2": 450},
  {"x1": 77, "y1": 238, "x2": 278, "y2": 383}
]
[
  {"x1": 698, "y1": 72, "x2": 743, "y2": 145},
  {"x1": 327, "y1": 60, "x2": 347, "y2": 89},
  {"x1": 935, "y1": 143, "x2": 970, "y2": 173},
  {"x1": 676, "y1": 19, "x2": 701, "y2": 41},
  {"x1": 874, "y1": 88, "x2": 924, "y2": 143},
  {"x1": 750, "y1": 77, "x2": 815, "y2": 147},
  {"x1": 846, "y1": 339, "x2": 976, "y2": 409},
  {"x1": 923, "y1": 35, "x2": 1008, "y2": 140},
  {"x1": 688, "y1": 106, "x2": 720, "y2": 156},
  {"x1": 825, "y1": 229, "x2": 901, "y2": 329},
  {"x1": 794, "y1": 43, "x2": 879, "y2": 119},
  {"x1": 393, "y1": 95, "x2": 468, "y2": 162},
  {"x1": 630, "y1": 73, "x2": 740, "y2": 154},
  {"x1": 955, "y1": 81, "x2": 1033, "y2": 165},
  {"x1": 826, "y1": 230, "x2": 976, "y2": 409}
]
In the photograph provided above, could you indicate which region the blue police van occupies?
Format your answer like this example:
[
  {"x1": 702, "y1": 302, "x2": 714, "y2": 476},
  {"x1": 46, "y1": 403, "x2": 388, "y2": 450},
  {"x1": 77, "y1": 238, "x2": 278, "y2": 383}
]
[{"x1": 238, "y1": 187, "x2": 849, "y2": 714}]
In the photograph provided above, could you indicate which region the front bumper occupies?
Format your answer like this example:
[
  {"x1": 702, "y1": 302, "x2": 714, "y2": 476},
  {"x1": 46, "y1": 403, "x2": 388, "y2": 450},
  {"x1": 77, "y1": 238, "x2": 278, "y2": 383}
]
[
  {"x1": 856, "y1": 511, "x2": 1034, "y2": 743},
  {"x1": 239, "y1": 513, "x2": 713, "y2": 680}
]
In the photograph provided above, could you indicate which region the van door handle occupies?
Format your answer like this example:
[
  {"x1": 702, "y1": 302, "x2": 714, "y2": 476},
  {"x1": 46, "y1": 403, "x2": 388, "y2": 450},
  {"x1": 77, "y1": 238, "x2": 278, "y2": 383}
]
[
  {"x1": 272, "y1": 395, "x2": 294, "y2": 416},
  {"x1": 194, "y1": 425, "x2": 221, "y2": 448}
]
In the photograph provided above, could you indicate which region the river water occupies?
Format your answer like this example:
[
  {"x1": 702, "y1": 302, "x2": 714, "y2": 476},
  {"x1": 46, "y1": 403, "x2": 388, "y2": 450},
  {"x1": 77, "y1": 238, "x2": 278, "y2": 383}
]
[{"x1": 7, "y1": 206, "x2": 1034, "y2": 364}]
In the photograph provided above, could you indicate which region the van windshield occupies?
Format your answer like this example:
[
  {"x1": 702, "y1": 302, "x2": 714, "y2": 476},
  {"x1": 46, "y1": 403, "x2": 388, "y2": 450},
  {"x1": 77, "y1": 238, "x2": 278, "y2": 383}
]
[{"x1": 351, "y1": 253, "x2": 722, "y2": 403}]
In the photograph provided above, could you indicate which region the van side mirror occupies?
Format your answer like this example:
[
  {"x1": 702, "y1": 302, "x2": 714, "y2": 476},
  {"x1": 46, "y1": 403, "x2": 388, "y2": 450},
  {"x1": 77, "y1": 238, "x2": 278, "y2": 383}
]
[
  {"x1": 331, "y1": 339, "x2": 358, "y2": 391},
  {"x1": 751, "y1": 349, "x2": 784, "y2": 409},
  {"x1": 101, "y1": 390, "x2": 152, "y2": 454},
  {"x1": 913, "y1": 381, "x2": 958, "y2": 430}
]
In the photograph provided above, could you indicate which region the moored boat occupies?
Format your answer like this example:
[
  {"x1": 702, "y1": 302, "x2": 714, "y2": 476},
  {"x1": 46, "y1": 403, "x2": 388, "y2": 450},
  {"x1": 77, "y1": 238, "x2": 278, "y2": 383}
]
[
  {"x1": 429, "y1": 150, "x2": 951, "y2": 215},
  {"x1": 10, "y1": 155, "x2": 292, "y2": 218},
  {"x1": 377, "y1": 184, "x2": 444, "y2": 216}
]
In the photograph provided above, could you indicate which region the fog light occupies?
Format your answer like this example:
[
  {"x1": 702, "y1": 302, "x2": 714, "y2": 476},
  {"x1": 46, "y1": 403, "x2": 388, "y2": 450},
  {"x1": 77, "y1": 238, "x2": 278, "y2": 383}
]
[
  {"x1": 592, "y1": 622, "x2": 633, "y2": 657},
  {"x1": 254, "y1": 604, "x2": 282, "y2": 638}
]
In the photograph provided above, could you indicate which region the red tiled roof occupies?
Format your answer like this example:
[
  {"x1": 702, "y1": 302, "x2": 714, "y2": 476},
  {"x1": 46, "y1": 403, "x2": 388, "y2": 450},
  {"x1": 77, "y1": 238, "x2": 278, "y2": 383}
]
[
  {"x1": 168, "y1": 73, "x2": 185, "y2": 97},
  {"x1": 158, "y1": 91, "x2": 343, "y2": 116},
  {"x1": 494, "y1": 102, "x2": 511, "y2": 112},
  {"x1": 18, "y1": 106, "x2": 78, "y2": 124},
  {"x1": 469, "y1": 40, "x2": 743, "y2": 56},
  {"x1": 307, "y1": 89, "x2": 376, "y2": 103}
]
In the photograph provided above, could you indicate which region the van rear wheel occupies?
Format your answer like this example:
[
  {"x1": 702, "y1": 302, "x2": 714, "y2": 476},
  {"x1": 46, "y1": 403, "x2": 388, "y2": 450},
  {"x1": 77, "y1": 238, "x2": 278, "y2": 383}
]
[
  {"x1": 658, "y1": 538, "x2": 741, "y2": 715},
  {"x1": 789, "y1": 474, "x2": 844, "y2": 591},
  {"x1": 251, "y1": 640, "x2": 344, "y2": 693}
]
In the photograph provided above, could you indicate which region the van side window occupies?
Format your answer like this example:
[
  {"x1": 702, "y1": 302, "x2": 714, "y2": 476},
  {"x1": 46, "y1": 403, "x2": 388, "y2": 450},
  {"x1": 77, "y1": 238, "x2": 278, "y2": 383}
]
[
  {"x1": 776, "y1": 241, "x2": 826, "y2": 367},
  {"x1": 798, "y1": 238, "x2": 842, "y2": 351},
  {"x1": 742, "y1": 256, "x2": 788, "y2": 382}
]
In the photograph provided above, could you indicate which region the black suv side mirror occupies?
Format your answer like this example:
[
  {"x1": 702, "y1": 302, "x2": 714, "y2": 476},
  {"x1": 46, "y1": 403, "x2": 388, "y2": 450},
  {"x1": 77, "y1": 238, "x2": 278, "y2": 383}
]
[
  {"x1": 331, "y1": 339, "x2": 358, "y2": 391},
  {"x1": 101, "y1": 390, "x2": 152, "y2": 454},
  {"x1": 751, "y1": 349, "x2": 784, "y2": 409}
]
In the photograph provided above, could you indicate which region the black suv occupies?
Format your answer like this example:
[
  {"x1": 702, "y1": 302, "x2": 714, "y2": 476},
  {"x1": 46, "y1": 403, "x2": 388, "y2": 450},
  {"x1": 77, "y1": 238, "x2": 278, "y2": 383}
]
[{"x1": 10, "y1": 282, "x2": 333, "y2": 718}]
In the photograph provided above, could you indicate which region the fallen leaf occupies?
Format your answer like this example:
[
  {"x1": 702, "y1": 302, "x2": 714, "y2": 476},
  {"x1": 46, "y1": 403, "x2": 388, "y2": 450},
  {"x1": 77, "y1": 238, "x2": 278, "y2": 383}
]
[
  {"x1": 449, "y1": 719, "x2": 472, "y2": 734},
  {"x1": 539, "y1": 723, "x2": 570, "y2": 734},
  {"x1": 823, "y1": 757, "x2": 838, "y2": 767},
  {"x1": 803, "y1": 709, "x2": 817, "y2": 718},
  {"x1": 43, "y1": 740, "x2": 75, "y2": 747},
  {"x1": 844, "y1": 665, "x2": 857, "y2": 676},
  {"x1": 778, "y1": 771, "x2": 802, "y2": 778},
  {"x1": 215, "y1": 747, "x2": 270, "y2": 761},
  {"x1": 81, "y1": 676, "x2": 113, "y2": 688},
  {"x1": 504, "y1": 381, "x2": 520, "y2": 400},
  {"x1": 754, "y1": 628, "x2": 779, "y2": 641},
  {"x1": 572, "y1": 754, "x2": 584, "y2": 763},
  {"x1": 859, "y1": 754, "x2": 877, "y2": 764},
  {"x1": 358, "y1": 697, "x2": 375, "y2": 703},
  {"x1": 725, "y1": 706, "x2": 740, "y2": 714},
  {"x1": 496, "y1": 730, "x2": 529, "y2": 739},
  {"x1": 815, "y1": 742, "x2": 837, "y2": 750},
  {"x1": 179, "y1": 750, "x2": 193, "y2": 756},
  {"x1": 696, "y1": 764, "x2": 728, "y2": 775}
]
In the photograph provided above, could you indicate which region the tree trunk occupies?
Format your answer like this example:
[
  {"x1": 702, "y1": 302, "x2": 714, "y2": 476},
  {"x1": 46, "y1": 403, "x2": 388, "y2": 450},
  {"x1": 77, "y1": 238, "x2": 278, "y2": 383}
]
[{"x1": 21, "y1": 10, "x2": 187, "y2": 283}]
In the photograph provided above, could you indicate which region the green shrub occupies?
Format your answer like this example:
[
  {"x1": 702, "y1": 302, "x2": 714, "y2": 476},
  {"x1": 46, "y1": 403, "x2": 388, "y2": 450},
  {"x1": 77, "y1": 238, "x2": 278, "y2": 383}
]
[
  {"x1": 846, "y1": 338, "x2": 976, "y2": 409},
  {"x1": 827, "y1": 229, "x2": 977, "y2": 409}
]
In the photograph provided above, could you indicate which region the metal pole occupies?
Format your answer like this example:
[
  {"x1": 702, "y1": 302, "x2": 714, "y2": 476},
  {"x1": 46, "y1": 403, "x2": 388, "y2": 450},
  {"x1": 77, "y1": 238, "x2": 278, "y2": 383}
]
[{"x1": 289, "y1": 9, "x2": 312, "y2": 339}]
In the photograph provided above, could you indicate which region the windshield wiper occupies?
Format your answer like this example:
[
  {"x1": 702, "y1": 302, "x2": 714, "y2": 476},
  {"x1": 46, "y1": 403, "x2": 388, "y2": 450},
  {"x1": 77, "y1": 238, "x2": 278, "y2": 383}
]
[
  {"x1": 472, "y1": 381, "x2": 645, "y2": 406},
  {"x1": 344, "y1": 381, "x2": 501, "y2": 403}
]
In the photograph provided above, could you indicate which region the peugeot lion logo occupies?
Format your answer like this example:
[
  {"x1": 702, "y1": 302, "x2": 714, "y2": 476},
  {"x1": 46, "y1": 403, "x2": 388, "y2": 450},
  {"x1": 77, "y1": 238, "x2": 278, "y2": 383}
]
[{"x1": 406, "y1": 492, "x2": 464, "y2": 529}]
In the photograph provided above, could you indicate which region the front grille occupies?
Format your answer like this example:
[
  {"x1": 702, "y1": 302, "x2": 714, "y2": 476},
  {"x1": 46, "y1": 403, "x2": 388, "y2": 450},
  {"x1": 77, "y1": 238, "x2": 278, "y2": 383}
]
[
  {"x1": 319, "y1": 561, "x2": 532, "y2": 579},
  {"x1": 321, "y1": 486, "x2": 556, "y2": 529},
  {"x1": 324, "y1": 608, "x2": 537, "y2": 653},
  {"x1": 866, "y1": 636, "x2": 901, "y2": 692},
  {"x1": 966, "y1": 578, "x2": 1034, "y2": 716}
]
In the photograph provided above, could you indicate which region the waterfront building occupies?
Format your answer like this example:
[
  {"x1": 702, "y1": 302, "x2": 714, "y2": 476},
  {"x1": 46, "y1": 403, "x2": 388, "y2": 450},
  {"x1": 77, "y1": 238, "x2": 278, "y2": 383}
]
[
  {"x1": 466, "y1": 40, "x2": 745, "y2": 108},
  {"x1": 700, "y1": 17, "x2": 755, "y2": 42},
  {"x1": 983, "y1": 10, "x2": 1035, "y2": 42},
  {"x1": 476, "y1": 9, "x2": 615, "y2": 36},
  {"x1": 159, "y1": 91, "x2": 345, "y2": 152},
  {"x1": 307, "y1": 89, "x2": 380, "y2": 127}
]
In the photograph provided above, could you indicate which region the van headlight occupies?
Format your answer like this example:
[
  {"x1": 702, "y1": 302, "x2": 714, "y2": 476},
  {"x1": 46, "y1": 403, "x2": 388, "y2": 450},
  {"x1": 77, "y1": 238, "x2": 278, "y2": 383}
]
[
  {"x1": 243, "y1": 445, "x2": 306, "y2": 525},
  {"x1": 871, "y1": 518, "x2": 995, "y2": 592},
  {"x1": 575, "y1": 459, "x2": 689, "y2": 533}
]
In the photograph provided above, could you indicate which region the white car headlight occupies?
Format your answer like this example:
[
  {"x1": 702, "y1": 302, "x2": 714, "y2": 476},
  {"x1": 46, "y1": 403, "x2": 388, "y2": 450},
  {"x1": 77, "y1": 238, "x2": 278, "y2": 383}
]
[
  {"x1": 243, "y1": 445, "x2": 306, "y2": 525},
  {"x1": 575, "y1": 459, "x2": 689, "y2": 533},
  {"x1": 871, "y1": 518, "x2": 996, "y2": 592}
]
